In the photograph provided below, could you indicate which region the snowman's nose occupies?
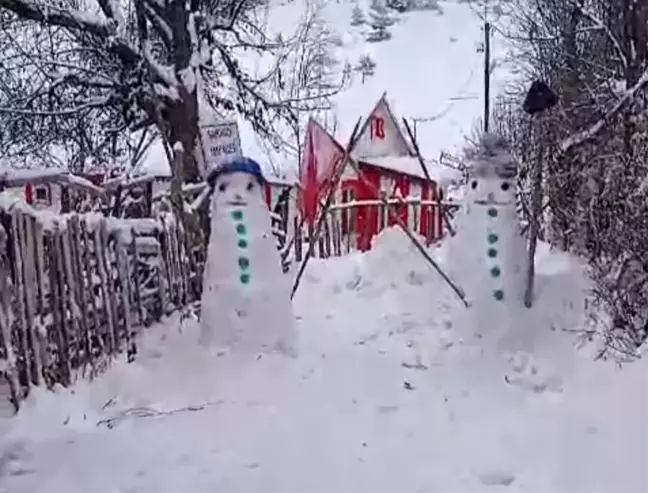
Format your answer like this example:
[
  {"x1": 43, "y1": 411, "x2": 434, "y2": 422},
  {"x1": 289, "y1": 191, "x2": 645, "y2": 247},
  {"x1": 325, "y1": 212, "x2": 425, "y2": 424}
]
[{"x1": 487, "y1": 192, "x2": 495, "y2": 201}]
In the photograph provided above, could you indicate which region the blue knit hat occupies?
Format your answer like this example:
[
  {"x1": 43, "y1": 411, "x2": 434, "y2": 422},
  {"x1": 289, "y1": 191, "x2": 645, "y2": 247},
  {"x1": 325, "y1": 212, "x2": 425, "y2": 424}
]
[{"x1": 207, "y1": 156, "x2": 266, "y2": 186}]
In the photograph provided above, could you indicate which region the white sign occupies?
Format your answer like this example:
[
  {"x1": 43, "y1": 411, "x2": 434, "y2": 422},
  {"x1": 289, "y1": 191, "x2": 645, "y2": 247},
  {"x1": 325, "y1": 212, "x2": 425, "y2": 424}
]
[{"x1": 201, "y1": 121, "x2": 242, "y2": 169}]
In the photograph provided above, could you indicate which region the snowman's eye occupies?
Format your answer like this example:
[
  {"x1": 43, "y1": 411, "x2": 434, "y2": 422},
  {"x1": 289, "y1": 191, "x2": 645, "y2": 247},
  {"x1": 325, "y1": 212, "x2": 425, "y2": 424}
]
[
  {"x1": 246, "y1": 181, "x2": 255, "y2": 192},
  {"x1": 471, "y1": 180, "x2": 478, "y2": 189},
  {"x1": 218, "y1": 181, "x2": 228, "y2": 192},
  {"x1": 501, "y1": 182, "x2": 510, "y2": 191}
]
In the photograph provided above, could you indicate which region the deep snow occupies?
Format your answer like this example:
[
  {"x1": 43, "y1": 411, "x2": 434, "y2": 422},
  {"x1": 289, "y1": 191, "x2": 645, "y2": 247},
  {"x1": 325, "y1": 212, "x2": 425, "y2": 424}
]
[{"x1": 1, "y1": 228, "x2": 646, "y2": 493}]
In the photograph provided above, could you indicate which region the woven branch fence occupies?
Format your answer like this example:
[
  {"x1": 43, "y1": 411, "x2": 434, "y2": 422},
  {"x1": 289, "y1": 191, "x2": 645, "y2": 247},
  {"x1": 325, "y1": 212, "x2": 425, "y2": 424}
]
[{"x1": 0, "y1": 205, "x2": 199, "y2": 413}]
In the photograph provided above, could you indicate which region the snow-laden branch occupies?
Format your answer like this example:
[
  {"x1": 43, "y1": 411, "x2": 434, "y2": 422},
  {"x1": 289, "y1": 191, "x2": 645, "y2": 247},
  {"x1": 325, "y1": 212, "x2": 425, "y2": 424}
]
[
  {"x1": 0, "y1": 0, "x2": 168, "y2": 83},
  {"x1": 559, "y1": 67, "x2": 648, "y2": 154},
  {"x1": 566, "y1": 0, "x2": 627, "y2": 70}
]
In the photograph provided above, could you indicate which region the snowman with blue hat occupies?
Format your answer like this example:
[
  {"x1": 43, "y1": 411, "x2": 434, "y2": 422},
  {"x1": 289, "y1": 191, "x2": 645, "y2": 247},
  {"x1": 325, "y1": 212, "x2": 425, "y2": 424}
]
[{"x1": 200, "y1": 156, "x2": 297, "y2": 357}]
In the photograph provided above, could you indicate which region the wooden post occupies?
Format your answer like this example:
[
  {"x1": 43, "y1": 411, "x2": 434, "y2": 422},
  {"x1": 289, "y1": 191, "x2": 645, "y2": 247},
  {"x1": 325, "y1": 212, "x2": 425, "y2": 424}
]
[
  {"x1": 174, "y1": 222, "x2": 188, "y2": 304},
  {"x1": 80, "y1": 220, "x2": 101, "y2": 356},
  {"x1": 484, "y1": 20, "x2": 491, "y2": 132},
  {"x1": 21, "y1": 214, "x2": 42, "y2": 385},
  {"x1": 130, "y1": 229, "x2": 144, "y2": 326},
  {"x1": 0, "y1": 222, "x2": 20, "y2": 412},
  {"x1": 294, "y1": 216, "x2": 302, "y2": 262},
  {"x1": 69, "y1": 216, "x2": 91, "y2": 366},
  {"x1": 115, "y1": 236, "x2": 135, "y2": 360},
  {"x1": 10, "y1": 210, "x2": 30, "y2": 392},
  {"x1": 524, "y1": 133, "x2": 543, "y2": 308},
  {"x1": 94, "y1": 221, "x2": 116, "y2": 353},
  {"x1": 48, "y1": 230, "x2": 71, "y2": 386}
]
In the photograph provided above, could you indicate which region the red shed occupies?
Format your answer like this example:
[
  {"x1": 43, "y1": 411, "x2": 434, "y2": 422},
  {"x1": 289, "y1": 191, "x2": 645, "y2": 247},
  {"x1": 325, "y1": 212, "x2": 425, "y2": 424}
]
[{"x1": 303, "y1": 94, "x2": 446, "y2": 252}]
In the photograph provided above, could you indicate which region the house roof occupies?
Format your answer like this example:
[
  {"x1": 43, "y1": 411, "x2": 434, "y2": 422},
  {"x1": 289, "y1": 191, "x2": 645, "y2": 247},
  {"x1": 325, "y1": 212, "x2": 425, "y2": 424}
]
[
  {"x1": 303, "y1": 116, "x2": 454, "y2": 184},
  {"x1": 0, "y1": 166, "x2": 104, "y2": 194},
  {"x1": 352, "y1": 92, "x2": 415, "y2": 158},
  {"x1": 359, "y1": 156, "x2": 461, "y2": 186}
]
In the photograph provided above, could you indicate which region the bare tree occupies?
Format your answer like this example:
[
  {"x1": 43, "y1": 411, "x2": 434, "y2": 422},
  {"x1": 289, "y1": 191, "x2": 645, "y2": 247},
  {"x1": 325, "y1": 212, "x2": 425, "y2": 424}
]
[
  {"x1": 269, "y1": 3, "x2": 348, "y2": 168},
  {"x1": 0, "y1": 0, "x2": 333, "y2": 183}
]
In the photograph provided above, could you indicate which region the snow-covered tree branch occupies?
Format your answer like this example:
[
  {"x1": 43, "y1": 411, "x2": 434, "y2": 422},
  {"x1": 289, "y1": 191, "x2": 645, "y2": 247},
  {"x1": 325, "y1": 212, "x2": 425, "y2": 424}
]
[{"x1": 0, "y1": 0, "x2": 331, "y2": 180}]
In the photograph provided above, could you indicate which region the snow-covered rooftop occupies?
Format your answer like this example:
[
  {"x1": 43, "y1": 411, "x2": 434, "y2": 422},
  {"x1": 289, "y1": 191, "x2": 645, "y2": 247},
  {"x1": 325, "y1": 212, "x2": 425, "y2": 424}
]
[
  {"x1": 360, "y1": 156, "x2": 461, "y2": 186},
  {"x1": 0, "y1": 166, "x2": 66, "y2": 186}
]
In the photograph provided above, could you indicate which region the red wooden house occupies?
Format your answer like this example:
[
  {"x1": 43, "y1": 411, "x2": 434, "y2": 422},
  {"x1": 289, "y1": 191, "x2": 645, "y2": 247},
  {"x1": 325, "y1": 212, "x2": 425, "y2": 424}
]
[{"x1": 331, "y1": 94, "x2": 445, "y2": 251}]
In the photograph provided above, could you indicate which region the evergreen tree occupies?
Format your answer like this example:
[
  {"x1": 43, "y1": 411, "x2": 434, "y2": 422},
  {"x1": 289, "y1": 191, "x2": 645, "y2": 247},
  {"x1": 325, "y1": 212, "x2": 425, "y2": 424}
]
[
  {"x1": 366, "y1": 0, "x2": 393, "y2": 42},
  {"x1": 355, "y1": 54, "x2": 377, "y2": 83},
  {"x1": 350, "y1": 4, "x2": 365, "y2": 25}
]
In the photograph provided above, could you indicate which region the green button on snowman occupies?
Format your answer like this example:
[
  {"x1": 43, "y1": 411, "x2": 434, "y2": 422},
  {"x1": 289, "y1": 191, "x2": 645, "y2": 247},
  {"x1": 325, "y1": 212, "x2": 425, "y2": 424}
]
[
  {"x1": 231, "y1": 210, "x2": 251, "y2": 285},
  {"x1": 199, "y1": 157, "x2": 296, "y2": 356}
]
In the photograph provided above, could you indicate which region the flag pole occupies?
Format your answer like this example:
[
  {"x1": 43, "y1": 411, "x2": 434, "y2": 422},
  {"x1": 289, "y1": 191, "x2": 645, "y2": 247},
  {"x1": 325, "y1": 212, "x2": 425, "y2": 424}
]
[{"x1": 290, "y1": 117, "x2": 363, "y2": 300}]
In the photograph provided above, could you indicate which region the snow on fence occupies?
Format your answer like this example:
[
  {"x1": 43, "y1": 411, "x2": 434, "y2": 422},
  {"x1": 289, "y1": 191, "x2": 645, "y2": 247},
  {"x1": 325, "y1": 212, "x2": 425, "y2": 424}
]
[
  {"x1": 291, "y1": 198, "x2": 460, "y2": 261},
  {"x1": 0, "y1": 201, "x2": 198, "y2": 414}
]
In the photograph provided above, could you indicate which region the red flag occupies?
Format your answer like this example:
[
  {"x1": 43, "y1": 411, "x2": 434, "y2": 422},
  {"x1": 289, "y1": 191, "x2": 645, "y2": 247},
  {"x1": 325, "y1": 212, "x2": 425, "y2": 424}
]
[{"x1": 299, "y1": 119, "x2": 345, "y2": 226}]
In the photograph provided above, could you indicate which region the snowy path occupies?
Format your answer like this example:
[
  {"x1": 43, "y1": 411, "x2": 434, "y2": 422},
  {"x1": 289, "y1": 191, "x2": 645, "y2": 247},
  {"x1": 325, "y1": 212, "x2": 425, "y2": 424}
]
[{"x1": 1, "y1": 238, "x2": 647, "y2": 493}]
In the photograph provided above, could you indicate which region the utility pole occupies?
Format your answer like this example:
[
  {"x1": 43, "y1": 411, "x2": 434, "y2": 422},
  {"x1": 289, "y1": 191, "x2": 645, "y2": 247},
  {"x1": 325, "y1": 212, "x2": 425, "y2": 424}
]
[{"x1": 483, "y1": 19, "x2": 491, "y2": 132}]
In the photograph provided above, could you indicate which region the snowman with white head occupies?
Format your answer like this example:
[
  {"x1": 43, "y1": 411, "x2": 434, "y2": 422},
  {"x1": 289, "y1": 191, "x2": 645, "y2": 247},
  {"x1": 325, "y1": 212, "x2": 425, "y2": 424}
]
[
  {"x1": 447, "y1": 132, "x2": 527, "y2": 341},
  {"x1": 199, "y1": 156, "x2": 297, "y2": 357}
]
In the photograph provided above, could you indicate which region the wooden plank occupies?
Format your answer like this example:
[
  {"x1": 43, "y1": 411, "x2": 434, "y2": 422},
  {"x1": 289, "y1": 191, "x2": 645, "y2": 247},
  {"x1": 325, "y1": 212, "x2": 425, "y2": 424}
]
[
  {"x1": 31, "y1": 218, "x2": 48, "y2": 381},
  {"x1": 10, "y1": 210, "x2": 30, "y2": 395},
  {"x1": 48, "y1": 231, "x2": 71, "y2": 386},
  {"x1": 130, "y1": 229, "x2": 144, "y2": 326},
  {"x1": 56, "y1": 229, "x2": 76, "y2": 375},
  {"x1": 158, "y1": 221, "x2": 173, "y2": 311},
  {"x1": 0, "y1": 220, "x2": 20, "y2": 413},
  {"x1": 33, "y1": 219, "x2": 46, "y2": 328},
  {"x1": 61, "y1": 217, "x2": 86, "y2": 368},
  {"x1": 115, "y1": 237, "x2": 134, "y2": 360},
  {"x1": 173, "y1": 223, "x2": 188, "y2": 305},
  {"x1": 168, "y1": 225, "x2": 181, "y2": 306},
  {"x1": 69, "y1": 216, "x2": 91, "y2": 367},
  {"x1": 21, "y1": 214, "x2": 42, "y2": 386},
  {"x1": 93, "y1": 220, "x2": 116, "y2": 353},
  {"x1": 323, "y1": 216, "x2": 332, "y2": 258},
  {"x1": 80, "y1": 219, "x2": 101, "y2": 357},
  {"x1": 294, "y1": 216, "x2": 302, "y2": 262}
]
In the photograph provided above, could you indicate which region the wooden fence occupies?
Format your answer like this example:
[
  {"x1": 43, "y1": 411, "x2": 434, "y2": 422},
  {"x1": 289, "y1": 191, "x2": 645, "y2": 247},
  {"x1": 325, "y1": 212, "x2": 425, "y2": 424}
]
[
  {"x1": 0, "y1": 204, "x2": 198, "y2": 413},
  {"x1": 0, "y1": 192, "x2": 453, "y2": 414},
  {"x1": 291, "y1": 199, "x2": 459, "y2": 261}
]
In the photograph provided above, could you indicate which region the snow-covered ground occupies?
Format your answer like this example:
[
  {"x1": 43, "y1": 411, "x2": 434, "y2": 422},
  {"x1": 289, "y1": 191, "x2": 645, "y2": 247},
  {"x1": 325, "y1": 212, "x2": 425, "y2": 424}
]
[
  {"x1": 1, "y1": 229, "x2": 646, "y2": 492},
  {"x1": 1, "y1": 2, "x2": 646, "y2": 491}
]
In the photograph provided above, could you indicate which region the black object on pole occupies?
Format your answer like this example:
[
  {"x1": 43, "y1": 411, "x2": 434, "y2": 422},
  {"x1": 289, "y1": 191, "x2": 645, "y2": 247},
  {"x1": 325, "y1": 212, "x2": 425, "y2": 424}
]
[{"x1": 523, "y1": 80, "x2": 558, "y2": 115}]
